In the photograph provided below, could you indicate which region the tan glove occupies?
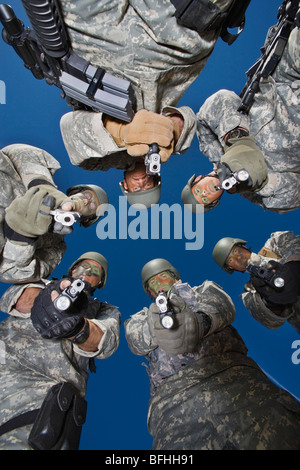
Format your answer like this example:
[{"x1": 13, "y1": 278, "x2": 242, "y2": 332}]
[{"x1": 104, "y1": 109, "x2": 181, "y2": 162}]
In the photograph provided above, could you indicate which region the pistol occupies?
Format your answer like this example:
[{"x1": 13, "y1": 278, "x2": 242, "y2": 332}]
[
  {"x1": 50, "y1": 209, "x2": 81, "y2": 227},
  {"x1": 156, "y1": 292, "x2": 174, "y2": 329},
  {"x1": 54, "y1": 279, "x2": 86, "y2": 311},
  {"x1": 247, "y1": 264, "x2": 285, "y2": 289},
  {"x1": 217, "y1": 163, "x2": 250, "y2": 191},
  {"x1": 145, "y1": 143, "x2": 161, "y2": 176}
]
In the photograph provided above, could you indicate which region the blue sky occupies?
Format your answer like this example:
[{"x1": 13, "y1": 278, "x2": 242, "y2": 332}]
[{"x1": 0, "y1": 0, "x2": 299, "y2": 450}]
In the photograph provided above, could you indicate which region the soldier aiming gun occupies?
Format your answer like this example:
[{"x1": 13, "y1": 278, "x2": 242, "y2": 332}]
[
  {"x1": 0, "y1": 251, "x2": 121, "y2": 450},
  {"x1": 213, "y1": 233, "x2": 300, "y2": 333},
  {"x1": 182, "y1": 0, "x2": 300, "y2": 213}
]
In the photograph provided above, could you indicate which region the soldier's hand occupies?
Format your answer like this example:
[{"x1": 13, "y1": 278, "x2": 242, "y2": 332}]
[
  {"x1": 4, "y1": 184, "x2": 71, "y2": 241},
  {"x1": 147, "y1": 294, "x2": 204, "y2": 355},
  {"x1": 221, "y1": 136, "x2": 268, "y2": 192},
  {"x1": 104, "y1": 109, "x2": 181, "y2": 162},
  {"x1": 31, "y1": 279, "x2": 89, "y2": 339},
  {"x1": 251, "y1": 261, "x2": 300, "y2": 306}
]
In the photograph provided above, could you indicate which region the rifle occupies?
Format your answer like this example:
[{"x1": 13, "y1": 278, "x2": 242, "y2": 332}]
[
  {"x1": 0, "y1": 1, "x2": 135, "y2": 121},
  {"x1": 238, "y1": 0, "x2": 300, "y2": 114}
]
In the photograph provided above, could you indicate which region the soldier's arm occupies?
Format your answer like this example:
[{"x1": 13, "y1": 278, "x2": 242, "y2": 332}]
[
  {"x1": 60, "y1": 106, "x2": 196, "y2": 167},
  {"x1": 0, "y1": 233, "x2": 67, "y2": 284},
  {"x1": 125, "y1": 308, "x2": 158, "y2": 356},
  {"x1": 192, "y1": 280, "x2": 236, "y2": 335},
  {"x1": 196, "y1": 89, "x2": 250, "y2": 164},
  {"x1": 241, "y1": 288, "x2": 293, "y2": 330},
  {"x1": 81, "y1": 302, "x2": 121, "y2": 359},
  {"x1": 0, "y1": 145, "x2": 67, "y2": 283},
  {"x1": 1, "y1": 144, "x2": 61, "y2": 188},
  {"x1": 264, "y1": 231, "x2": 300, "y2": 262}
]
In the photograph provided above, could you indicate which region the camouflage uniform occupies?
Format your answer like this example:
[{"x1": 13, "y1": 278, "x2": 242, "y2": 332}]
[
  {"x1": 241, "y1": 231, "x2": 300, "y2": 333},
  {"x1": 0, "y1": 281, "x2": 120, "y2": 450},
  {"x1": 0, "y1": 144, "x2": 66, "y2": 283},
  {"x1": 125, "y1": 280, "x2": 300, "y2": 450},
  {"x1": 60, "y1": 106, "x2": 196, "y2": 172},
  {"x1": 59, "y1": 0, "x2": 234, "y2": 111},
  {"x1": 196, "y1": 26, "x2": 300, "y2": 213},
  {"x1": 58, "y1": 0, "x2": 233, "y2": 170}
]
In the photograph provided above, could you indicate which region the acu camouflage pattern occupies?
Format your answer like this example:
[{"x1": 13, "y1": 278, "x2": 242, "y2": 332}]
[
  {"x1": 0, "y1": 281, "x2": 121, "y2": 450},
  {"x1": 125, "y1": 280, "x2": 300, "y2": 450},
  {"x1": 196, "y1": 27, "x2": 300, "y2": 213},
  {"x1": 0, "y1": 144, "x2": 66, "y2": 284},
  {"x1": 125, "y1": 281, "x2": 236, "y2": 394},
  {"x1": 60, "y1": 104, "x2": 196, "y2": 172},
  {"x1": 242, "y1": 231, "x2": 300, "y2": 333},
  {"x1": 58, "y1": 0, "x2": 232, "y2": 171},
  {"x1": 59, "y1": 0, "x2": 233, "y2": 112}
]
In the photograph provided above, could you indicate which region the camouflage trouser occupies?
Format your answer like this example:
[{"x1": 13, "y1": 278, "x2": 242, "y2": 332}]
[
  {"x1": 0, "y1": 356, "x2": 57, "y2": 450},
  {"x1": 0, "y1": 316, "x2": 87, "y2": 450},
  {"x1": 148, "y1": 352, "x2": 300, "y2": 450}
]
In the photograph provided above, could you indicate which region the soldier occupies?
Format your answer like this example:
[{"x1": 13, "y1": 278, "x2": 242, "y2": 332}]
[
  {"x1": 181, "y1": 18, "x2": 300, "y2": 213},
  {"x1": 57, "y1": 0, "x2": 250, "y2": 206},
  {"x1": 0, "y1": 143, "x2": 109, "y2": 283},
  {"x1": 0, "y1": 251, "x2": 120, "y2": 450},
  {"x1": 213, "y1": 231, "x2": 300, "y2": 333},
  {"x1": 125, "y1": 258, "x2": 300, "y2": 450}
]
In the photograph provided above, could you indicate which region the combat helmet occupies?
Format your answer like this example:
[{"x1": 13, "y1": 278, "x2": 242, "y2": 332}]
[
  {"x1": 119, "y1": 177, "x2": 161, "y2": 209},
  {"x1": 66, "y1": 184, "x2": 109, "y2": 227},
  {"x1": 212, "y1": 237, "x2": 248, "y2": 274},
  {"x1": 181, "y1": 174, "x2": 221, "y2": 213},
  {"x1": 141, "y1": 258, "x2": 180, "y2": 295},
  {"x1": 68, "y1": 251, "x2": 108, "y2": 289}
]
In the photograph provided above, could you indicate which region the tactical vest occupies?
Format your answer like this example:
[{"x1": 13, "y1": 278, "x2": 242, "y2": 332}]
[{"x1": 170, "y1": 0, "x2": 251, "y2": 44}]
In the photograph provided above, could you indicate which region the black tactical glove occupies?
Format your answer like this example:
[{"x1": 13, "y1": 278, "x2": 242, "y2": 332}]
[
  {"x1": 31, "y1": 279, "x2": 90, "y2": 339},
  {"x1": 251, "y1": 261, "x2": 300, "y2": 307},
  {"x1": 147, "y1": 294, "x2": 206, "y2": 355}
]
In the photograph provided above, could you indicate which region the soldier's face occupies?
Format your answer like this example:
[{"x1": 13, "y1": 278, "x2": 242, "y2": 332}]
[
  {"x1": 70, "y1": 190, "x2": 100, "y2": 217},
  {"x1": 191, "y1": 175, "x2": 223, "y2": 205},
  {"x1": 226, "y1": 245, "x2": 251, "y2": 272},
  {"x1": 72, "y1": 260, "x2": 103, "y2": 287},
  {"x1": 147, "y1": 271, "x2": 176, "y2": 297},
  {"x1": 123, "y1": 164, "x2": 155, "y2": 193}
]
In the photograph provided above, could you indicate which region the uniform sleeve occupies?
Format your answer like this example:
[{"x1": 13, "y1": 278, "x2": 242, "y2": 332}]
[
  {"x1": 74, "y1": 302, "x2": 121, "y2": 359},
  {"x1": 0, "y1": 146, "x2": 66, "y2": 284},
  {"x1": 264, "y1": 231, "x2": 300, "y2": 262},
  {"x1": 124, "y1": 307, "x2": 158, "y2": 356},
  {"x1": 241, "y1": 286, "x2": 294, "y2": 330},
  {"x1": 60, "y1": 106, "x2": 196, "y2": 171},
  {"x1": 162, "y1": 105, "x2": 197, "y2": 153},
  {"x1": 0, "y1": 281, "x2": 45, "y2": 318},
  {"x1": 196, "y1": 90, "x2": 250, "y2": 163},
  {"x1": 1, "y1": 144, "x2": 61, "y2": 188},
  {"x1": 192, "y1": 280, "x2": 236, "y2": 335},
  {"x1": 60, "y1": 110, "x2": 124, "y2": 167},
  {"x1": 0, "y1": 234, "x2": 67, "y2": 284}
]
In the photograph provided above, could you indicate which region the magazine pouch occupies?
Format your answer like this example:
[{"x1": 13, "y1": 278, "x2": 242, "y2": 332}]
[
  {"x1": 28, "y1": 382, "x2": 87, "y2": 450},
  {"x1": 170, "y1": 0, "x2": 251, "y2": 44}
]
